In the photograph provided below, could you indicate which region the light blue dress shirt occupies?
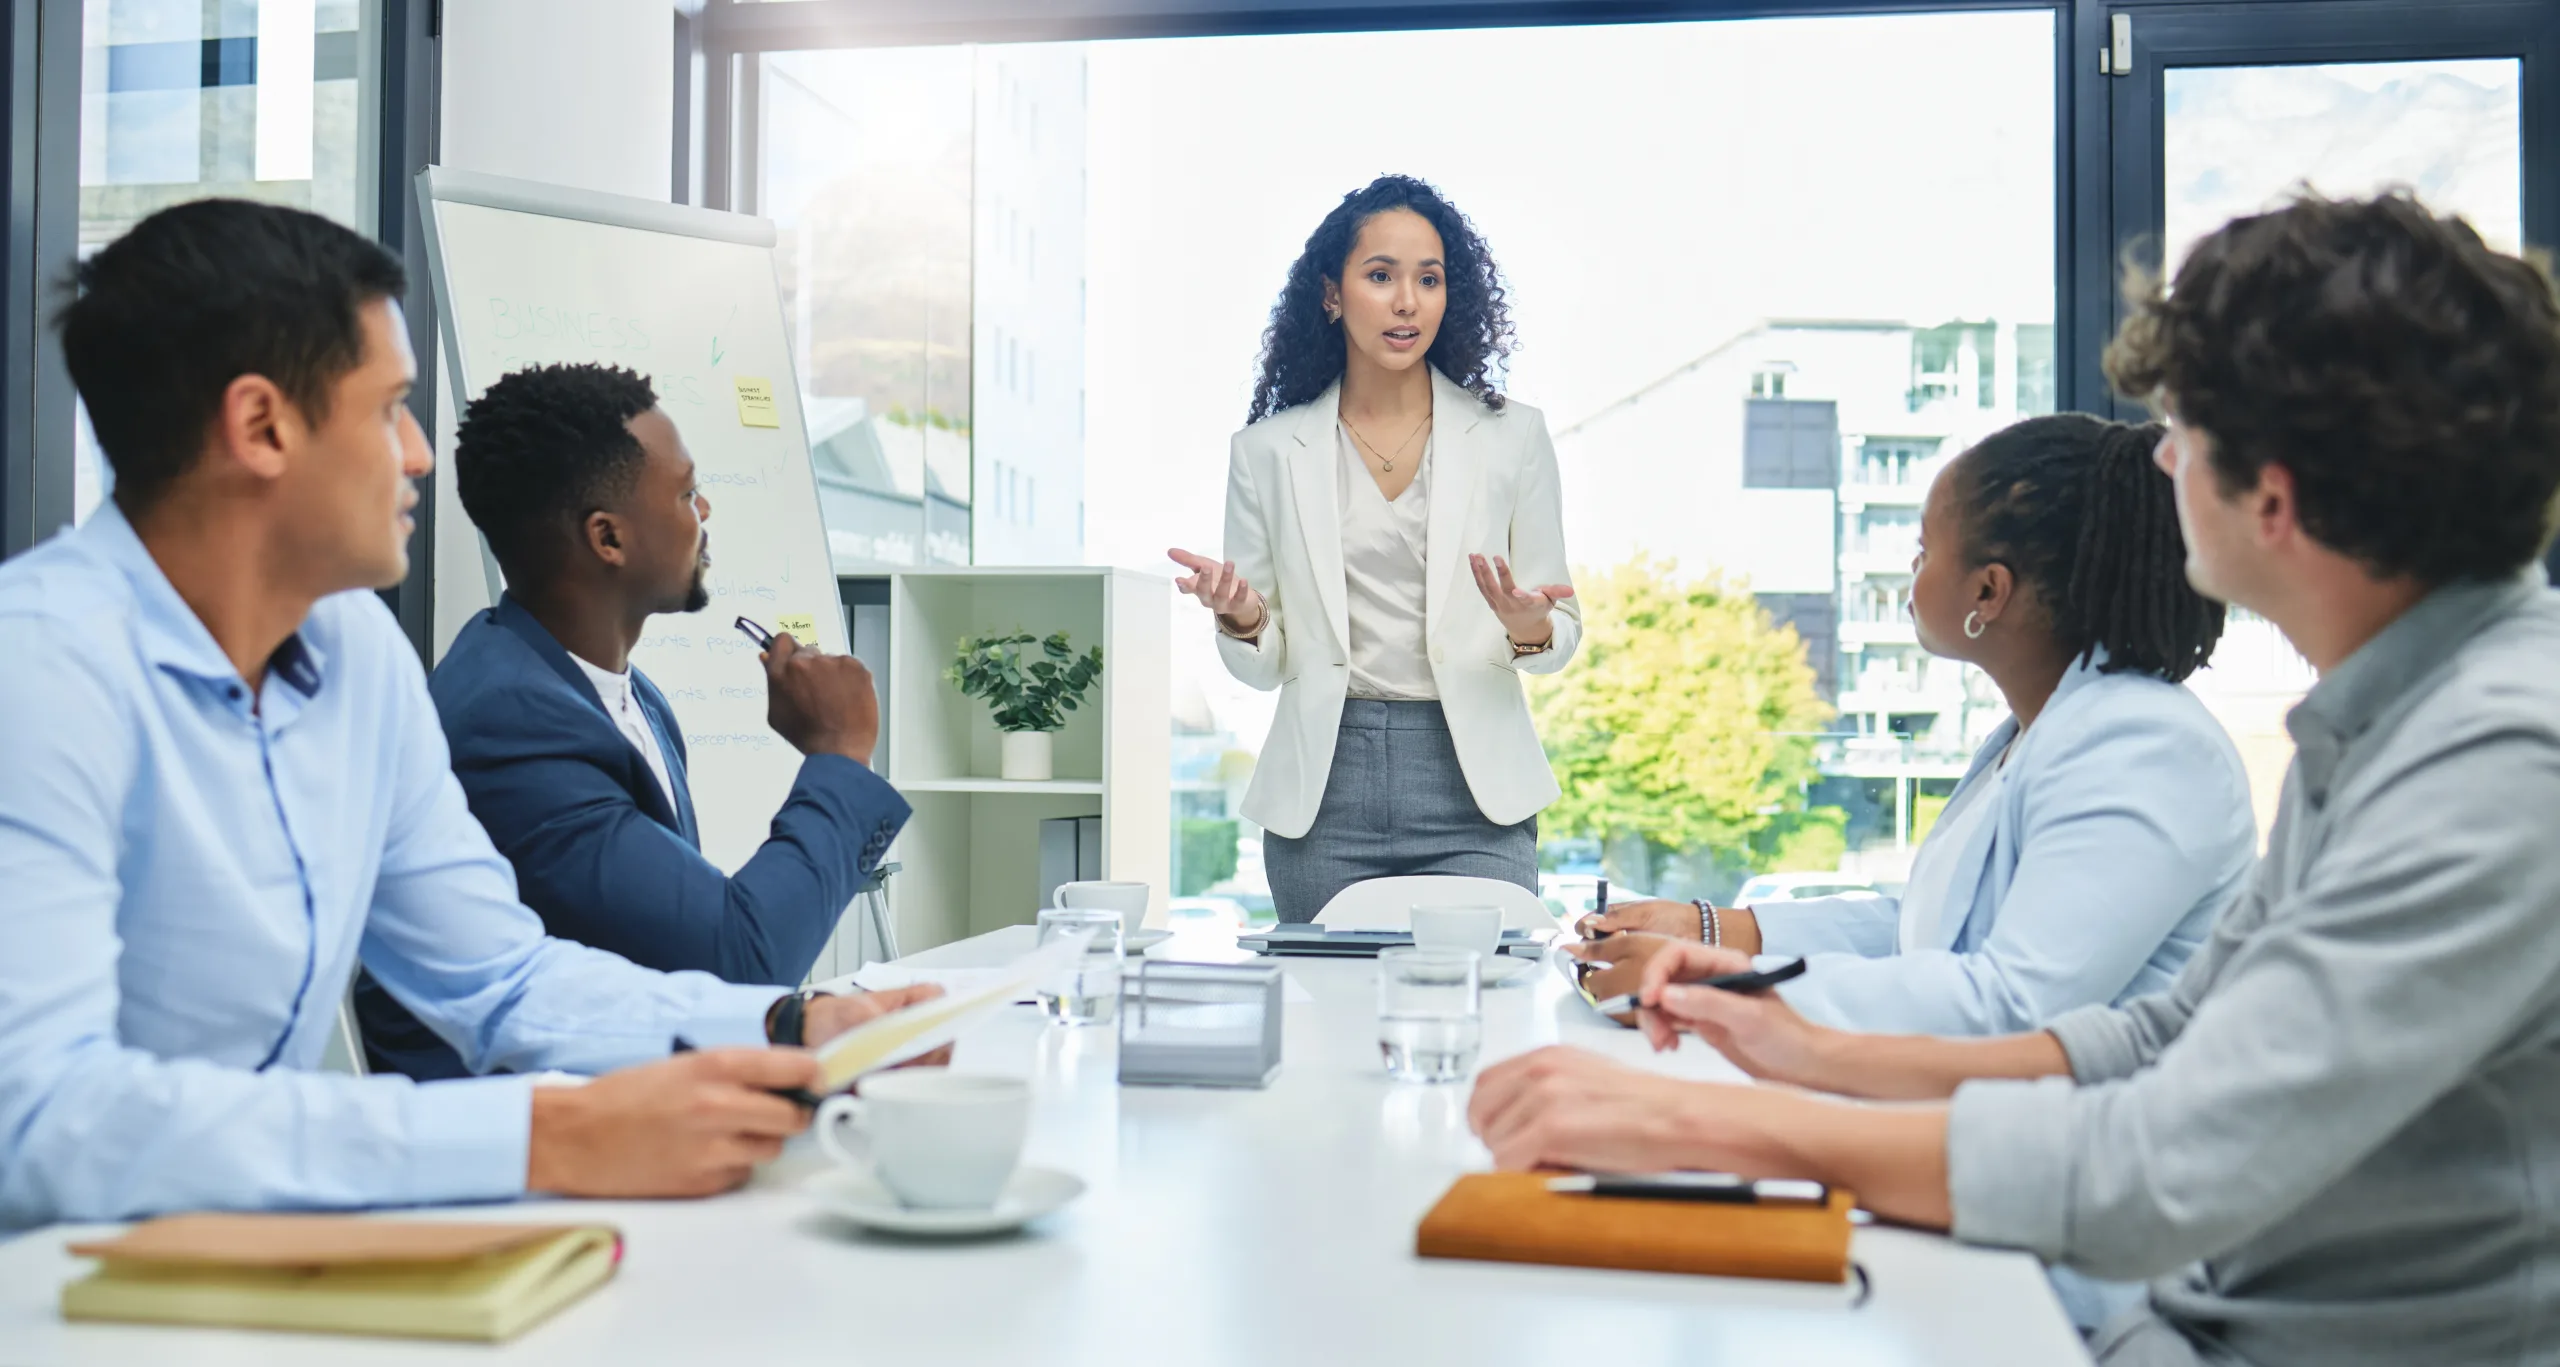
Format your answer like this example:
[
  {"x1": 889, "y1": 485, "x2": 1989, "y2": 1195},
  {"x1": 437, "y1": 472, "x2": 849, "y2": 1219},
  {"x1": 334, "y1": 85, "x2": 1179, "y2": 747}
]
[
  {"x1": 1755, "y1": 656, "x2": 2257, "y2": 1037},
  {"x1": 0, "y1": 506, "x2": 784, "y2": 1229}
]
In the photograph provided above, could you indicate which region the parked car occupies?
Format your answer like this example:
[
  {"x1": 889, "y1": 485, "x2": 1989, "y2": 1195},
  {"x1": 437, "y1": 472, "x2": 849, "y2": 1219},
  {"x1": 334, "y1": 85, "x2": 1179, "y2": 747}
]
[
  {"x1": 1732, "y1": 871, "x2": 1878, "y2": 905},
  {"x1": 1539, "y1": 873, "x2": 1645, "y2": 922}
]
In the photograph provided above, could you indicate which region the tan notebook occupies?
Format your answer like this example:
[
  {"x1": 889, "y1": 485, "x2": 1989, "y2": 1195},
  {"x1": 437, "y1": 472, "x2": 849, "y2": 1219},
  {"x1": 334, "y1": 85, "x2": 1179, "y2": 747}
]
[
  {"x1": 1416, "y1": 1173, "x2": 1855, "y2": 1284},
  {"x1": 62, "y1": 1214, "x2": 622, "y2": 1343}
]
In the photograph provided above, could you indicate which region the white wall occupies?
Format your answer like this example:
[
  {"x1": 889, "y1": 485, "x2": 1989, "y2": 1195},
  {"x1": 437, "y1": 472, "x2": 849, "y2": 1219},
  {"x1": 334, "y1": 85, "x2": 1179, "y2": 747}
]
[
  {"x1": 438, "y1": 1, "x2": 673, "y2": 202},
  {"x1": 429, "y1": 0, "x2": 676, "y2": 654}
]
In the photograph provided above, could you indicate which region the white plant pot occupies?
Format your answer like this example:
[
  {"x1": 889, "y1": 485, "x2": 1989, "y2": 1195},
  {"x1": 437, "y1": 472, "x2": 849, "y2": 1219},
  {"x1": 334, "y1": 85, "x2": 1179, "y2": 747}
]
[{"x1": 1000, "y1": 730, "x2": 1055, "y2": 782}]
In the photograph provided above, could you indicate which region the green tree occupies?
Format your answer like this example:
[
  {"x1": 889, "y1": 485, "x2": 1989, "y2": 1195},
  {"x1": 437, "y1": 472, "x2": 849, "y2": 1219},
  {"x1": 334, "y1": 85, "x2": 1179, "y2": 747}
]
[
  {"x1": 1176, "y1": 819, "x2": 1241, "y2": 897},
  {"x1": 1528, "y1": 555, "x2": 1835, "y2": 892},
  {"x1": 1753, "y1": 804, "x2": 1849, "y2": 874}
]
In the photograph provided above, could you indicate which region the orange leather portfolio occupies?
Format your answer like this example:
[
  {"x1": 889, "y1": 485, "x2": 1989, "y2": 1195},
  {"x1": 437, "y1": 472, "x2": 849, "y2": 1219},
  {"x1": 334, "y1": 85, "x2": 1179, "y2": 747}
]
[{"x1": 1415, "y1": 1173, "x2": 1855, "y2": 1284}]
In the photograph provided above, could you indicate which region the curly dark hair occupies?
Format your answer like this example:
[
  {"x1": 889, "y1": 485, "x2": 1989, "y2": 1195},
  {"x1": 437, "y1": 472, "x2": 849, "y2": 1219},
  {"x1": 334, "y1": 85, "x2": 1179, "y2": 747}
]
[
  {"x1": 2105, "y1": 191, "x2": 2560, "y2": 584},
  {"x1": 1247, "y1": 174, "x2": 1515, "y2": 424},
  {"x1": 1957, "y1": 414, "x2": 2225, "y2": 683},
  {"x1": 455, "y1": 362, "x2": 660, "y2": 583}
]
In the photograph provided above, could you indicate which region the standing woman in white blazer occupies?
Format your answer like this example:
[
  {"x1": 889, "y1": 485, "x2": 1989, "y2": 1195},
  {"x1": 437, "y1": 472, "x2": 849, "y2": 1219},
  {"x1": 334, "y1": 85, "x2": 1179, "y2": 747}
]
[{"x1": 1168, "y1": 175, "x2": 1579, "y2": 922}]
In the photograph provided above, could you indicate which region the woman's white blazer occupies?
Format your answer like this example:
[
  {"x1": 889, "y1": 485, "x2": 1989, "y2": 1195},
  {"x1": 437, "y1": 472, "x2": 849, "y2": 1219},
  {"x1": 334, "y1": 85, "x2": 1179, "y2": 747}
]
[{"x1": 1215, "y1": 367, "x2": 1580, "y2": 840}]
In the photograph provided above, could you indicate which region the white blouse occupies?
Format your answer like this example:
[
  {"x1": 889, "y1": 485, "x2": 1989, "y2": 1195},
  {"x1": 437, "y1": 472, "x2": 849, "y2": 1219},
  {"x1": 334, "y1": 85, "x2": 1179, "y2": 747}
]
[{"x1": 1335, "y1": 423, "x2": 1437, "y2": 701}]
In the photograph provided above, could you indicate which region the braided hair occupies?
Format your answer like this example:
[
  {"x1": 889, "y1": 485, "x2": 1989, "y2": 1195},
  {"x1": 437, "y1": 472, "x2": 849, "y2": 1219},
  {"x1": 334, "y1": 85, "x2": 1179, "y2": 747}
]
[{"x1": 1956, "y1": 413, "x2": 2224, "y2": 682}]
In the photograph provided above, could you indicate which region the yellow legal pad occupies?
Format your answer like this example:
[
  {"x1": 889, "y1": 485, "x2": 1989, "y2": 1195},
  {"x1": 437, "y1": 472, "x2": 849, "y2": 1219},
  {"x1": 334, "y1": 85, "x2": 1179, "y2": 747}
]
[{"x1": 61, "y1": 1213, "x2": 622, "y2": 1343}]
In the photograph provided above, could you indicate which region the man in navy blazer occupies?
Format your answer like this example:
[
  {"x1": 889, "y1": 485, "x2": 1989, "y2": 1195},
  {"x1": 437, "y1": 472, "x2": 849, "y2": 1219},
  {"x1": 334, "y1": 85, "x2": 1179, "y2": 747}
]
[{"x1": 358, "y1": 363, "x2": 907, "y2": 1079}]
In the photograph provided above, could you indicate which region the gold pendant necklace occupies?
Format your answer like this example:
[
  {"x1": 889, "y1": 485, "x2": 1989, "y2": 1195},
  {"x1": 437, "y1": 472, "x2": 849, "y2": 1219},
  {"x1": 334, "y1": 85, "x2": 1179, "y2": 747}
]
[{"x1": 1347, "y1": 408, "x2": 1430, "y2": 475}]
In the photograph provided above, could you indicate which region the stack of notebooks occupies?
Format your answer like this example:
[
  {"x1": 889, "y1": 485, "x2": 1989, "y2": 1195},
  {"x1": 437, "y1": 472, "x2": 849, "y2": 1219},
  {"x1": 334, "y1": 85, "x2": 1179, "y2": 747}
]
[
  {"x1": 60, "y1": 1213, "x2": 622, "y2": 1343},
  {"x1": 1416, "y1": 1173, "x2": 1856, "y2": 1284}
]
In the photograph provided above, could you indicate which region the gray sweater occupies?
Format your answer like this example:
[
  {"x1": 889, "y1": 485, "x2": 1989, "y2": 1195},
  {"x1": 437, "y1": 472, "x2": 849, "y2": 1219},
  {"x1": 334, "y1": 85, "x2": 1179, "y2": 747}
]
[{"x1": 1947, "y1": 570, "x2": 2560, "y2": 1367}]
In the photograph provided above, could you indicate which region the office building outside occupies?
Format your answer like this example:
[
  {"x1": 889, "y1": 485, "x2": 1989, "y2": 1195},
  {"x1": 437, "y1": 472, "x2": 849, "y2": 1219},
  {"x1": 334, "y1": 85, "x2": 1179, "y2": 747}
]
[
  {"x1": 1554, "y1": 317, "x2": 2055, "y2": 883},
  {"x1": 971, "y1": 47, "x2": 1089, "y2": 566},
  {"x1": 763, "y1": 45, "x2": 1088, "y2": 572}
]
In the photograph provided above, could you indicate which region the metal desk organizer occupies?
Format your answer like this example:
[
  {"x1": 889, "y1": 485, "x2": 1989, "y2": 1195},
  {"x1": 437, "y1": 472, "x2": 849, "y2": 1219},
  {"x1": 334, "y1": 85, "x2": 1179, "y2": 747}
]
[{"x1": 1116, "y1": 961, "x2": 1284, "y2": 1088}]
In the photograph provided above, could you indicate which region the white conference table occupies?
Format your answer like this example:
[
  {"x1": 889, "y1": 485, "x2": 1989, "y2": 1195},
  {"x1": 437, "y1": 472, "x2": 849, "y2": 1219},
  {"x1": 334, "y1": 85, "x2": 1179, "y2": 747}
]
[{"x1": 0, "y1": 925, "x2": 2090, "y2": 1366}]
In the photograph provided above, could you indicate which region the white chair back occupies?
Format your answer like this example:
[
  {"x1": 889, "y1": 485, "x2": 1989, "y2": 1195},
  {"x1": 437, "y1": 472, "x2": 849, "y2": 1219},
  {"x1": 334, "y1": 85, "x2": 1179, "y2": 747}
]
[
  {"x1": 320, "y1": 992, "x2": 368, "y2": 1076},
  {"x1": 1312, "y1": 876, "x2": 1557, "y2": 932}
]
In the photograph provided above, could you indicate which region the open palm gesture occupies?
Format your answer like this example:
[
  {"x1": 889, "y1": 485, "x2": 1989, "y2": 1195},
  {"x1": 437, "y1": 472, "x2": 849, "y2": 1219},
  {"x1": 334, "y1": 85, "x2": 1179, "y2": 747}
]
[{"x1": 1470, "y1": 554, "x2": 1573, "y2": 644}]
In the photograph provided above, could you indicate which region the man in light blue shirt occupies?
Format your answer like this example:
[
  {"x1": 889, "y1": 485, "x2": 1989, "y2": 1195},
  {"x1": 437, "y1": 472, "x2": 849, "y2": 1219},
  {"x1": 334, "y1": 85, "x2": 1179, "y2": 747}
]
[{"x1": 0, "y1": 199, "x2": 929, "y2": 1230}]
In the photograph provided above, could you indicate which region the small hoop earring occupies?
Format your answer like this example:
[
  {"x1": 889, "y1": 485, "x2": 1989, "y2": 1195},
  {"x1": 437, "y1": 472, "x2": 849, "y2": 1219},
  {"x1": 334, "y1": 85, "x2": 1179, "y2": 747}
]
[{"x1": 1963, "y1": 610, "x2": 1986, "y2": 640}]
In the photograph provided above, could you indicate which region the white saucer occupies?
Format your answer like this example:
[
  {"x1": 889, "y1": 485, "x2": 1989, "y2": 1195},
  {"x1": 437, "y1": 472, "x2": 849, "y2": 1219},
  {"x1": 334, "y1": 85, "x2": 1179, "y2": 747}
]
[
  {"x1": 1125, "y1": 928, "x2": 1173, "y2": 952},
  {"x1": 1482, "y1": 957, "x2": 1538, "y2": 988},
  {"x1": 808, "y1": 1166, "x2": 1086, "y2": 1238}
]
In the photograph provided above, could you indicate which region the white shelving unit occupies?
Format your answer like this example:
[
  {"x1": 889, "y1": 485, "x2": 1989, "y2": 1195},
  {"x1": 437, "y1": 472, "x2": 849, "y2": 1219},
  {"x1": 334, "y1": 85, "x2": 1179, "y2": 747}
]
[{"x1": 815, "y1": 566, "x2": 1170, "y2": 970}]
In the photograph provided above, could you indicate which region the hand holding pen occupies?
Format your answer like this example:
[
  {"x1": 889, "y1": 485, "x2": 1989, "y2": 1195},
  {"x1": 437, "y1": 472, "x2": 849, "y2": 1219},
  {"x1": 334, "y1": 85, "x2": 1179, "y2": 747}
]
[
  {"x1": 1626, "y1": 943, "x2": 1836, "y2": 1087},
  {"x1": 736, "y1": 616, "x2": 881, "y2": 767}
]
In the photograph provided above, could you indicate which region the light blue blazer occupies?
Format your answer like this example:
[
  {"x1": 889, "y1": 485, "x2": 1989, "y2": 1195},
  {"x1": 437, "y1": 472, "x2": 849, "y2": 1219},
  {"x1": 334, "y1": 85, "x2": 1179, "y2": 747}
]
[{"x1": 1758, "y1": 655, "x2": 2256, "y2": 1036}]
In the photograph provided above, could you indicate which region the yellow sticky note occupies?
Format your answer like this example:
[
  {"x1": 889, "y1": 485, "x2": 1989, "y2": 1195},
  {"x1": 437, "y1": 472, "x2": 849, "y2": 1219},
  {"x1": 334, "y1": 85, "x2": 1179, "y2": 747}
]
[
  {"x1": 733, "y1": 376, "x2": 779, "y2": 428},
  {"x1": 774, "y1": 614, "x2": 818, "y2": 644}
]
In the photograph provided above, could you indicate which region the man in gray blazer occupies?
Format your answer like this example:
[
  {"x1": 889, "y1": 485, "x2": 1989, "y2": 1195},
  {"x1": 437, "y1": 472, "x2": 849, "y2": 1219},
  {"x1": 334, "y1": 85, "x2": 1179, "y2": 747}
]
[{"x1": 1468, "y1": 190, "x2": 2560, "y2": 1367}]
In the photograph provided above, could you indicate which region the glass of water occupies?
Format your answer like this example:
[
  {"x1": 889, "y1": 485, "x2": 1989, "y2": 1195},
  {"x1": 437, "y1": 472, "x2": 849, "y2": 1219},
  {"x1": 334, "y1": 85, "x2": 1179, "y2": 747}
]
[
  {"x1": 1035, "y1": 907, "x2": 1124, "y2": 1026},
  {"x1": 1377, "y1": 947, "x2": 1482, "y2": 1083}
]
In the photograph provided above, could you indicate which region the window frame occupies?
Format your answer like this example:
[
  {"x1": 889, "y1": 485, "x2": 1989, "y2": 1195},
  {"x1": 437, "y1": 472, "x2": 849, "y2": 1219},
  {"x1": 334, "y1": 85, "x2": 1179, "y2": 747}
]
[
  {"x1": 2084, "y1": 0, "x2": 2560, "y2": 423},
  {"x1": 2087, "y1": 0, "x2": 2560, "y2": 575},
  {"x1": 1, "y1": 0, "x2": 446, "y2": 653},
  {"x1": 2, "y1": 0, "x2": 79, "y2": 561}
]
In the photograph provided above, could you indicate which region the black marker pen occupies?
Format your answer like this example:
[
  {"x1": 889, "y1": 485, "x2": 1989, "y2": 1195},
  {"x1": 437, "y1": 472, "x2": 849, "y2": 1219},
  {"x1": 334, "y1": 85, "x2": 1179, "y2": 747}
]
[{"x1": 1546, "y1": 1173, "x2": 1829, "y2": 1206}]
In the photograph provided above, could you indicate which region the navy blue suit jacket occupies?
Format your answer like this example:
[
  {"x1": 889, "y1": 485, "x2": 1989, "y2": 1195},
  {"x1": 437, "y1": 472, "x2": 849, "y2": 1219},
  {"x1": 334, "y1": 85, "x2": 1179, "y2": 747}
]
[{"x1": 357, "y1": 595, "x2": 908, "y2": 1080}]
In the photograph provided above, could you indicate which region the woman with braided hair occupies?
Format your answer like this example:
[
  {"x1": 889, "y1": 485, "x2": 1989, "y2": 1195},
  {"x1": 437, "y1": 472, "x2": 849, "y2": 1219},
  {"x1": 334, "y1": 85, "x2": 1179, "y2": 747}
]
[{"x1": 1576, "y1": 414, "x2": 2255, "y2": 1038}]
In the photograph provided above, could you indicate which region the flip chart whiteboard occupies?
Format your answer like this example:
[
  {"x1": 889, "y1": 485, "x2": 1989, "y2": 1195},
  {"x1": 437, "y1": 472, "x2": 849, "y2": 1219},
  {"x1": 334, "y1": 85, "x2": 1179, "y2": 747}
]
[{"x1": 419, "y1": 167, "x2": 839, "y2": 872}]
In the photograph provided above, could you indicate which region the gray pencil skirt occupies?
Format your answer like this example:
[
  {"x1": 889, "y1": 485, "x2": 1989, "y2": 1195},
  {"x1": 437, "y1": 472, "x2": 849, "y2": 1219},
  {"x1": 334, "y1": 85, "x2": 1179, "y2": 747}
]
[{"x1": 1261, "y1": 699, "x2": 1539, "y2": 923}]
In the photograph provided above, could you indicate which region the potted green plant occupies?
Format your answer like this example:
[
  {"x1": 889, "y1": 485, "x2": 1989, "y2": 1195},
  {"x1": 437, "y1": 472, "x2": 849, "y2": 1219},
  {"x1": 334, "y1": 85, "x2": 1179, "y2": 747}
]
[{"x1": 947, "y1": 631, "x2": 1105, "y2": 781}]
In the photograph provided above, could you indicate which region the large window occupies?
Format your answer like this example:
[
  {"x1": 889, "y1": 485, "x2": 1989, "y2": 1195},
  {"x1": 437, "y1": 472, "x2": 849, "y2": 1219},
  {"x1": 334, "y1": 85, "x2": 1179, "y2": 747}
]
[
  {"x1": 750, "y1": 11, "x2": 2058, "y2": 911},
  {"x1": 2152, "y1": 53, "x2": 2524, "y2": 838},
  {"x1": 713, "y1": 1, "x2": 2559, "y2": 917},
  {"x1": 760, "y1": 47, "x2": 976, "y2": 569},
  {"x1": 760, "y1": 44, "x2": 1089, "y2": 571},
  {"x1": 72, "y1": 0, "x2": 381, "y2": 521}
]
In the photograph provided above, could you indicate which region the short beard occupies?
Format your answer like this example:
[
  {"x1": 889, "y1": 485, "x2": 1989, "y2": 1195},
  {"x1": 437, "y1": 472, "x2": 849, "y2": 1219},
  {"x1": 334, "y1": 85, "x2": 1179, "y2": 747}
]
[{"x1": 680, "y1": 560, "x2": 711, "y2": 614}]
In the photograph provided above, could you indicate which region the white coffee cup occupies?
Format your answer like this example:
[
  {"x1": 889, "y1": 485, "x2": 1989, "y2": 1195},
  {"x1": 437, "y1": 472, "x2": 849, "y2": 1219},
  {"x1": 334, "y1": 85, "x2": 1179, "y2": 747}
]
[
  {"x1": 1055, "y1": 880, "x2": 1150, "y2": 922},
  {"x1": 1410, "y1": 904, "x2": 1502, "y2": 961},
  {"x1": 814, "y1": 1069, "x2": 1030, "y2": 1210}
]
